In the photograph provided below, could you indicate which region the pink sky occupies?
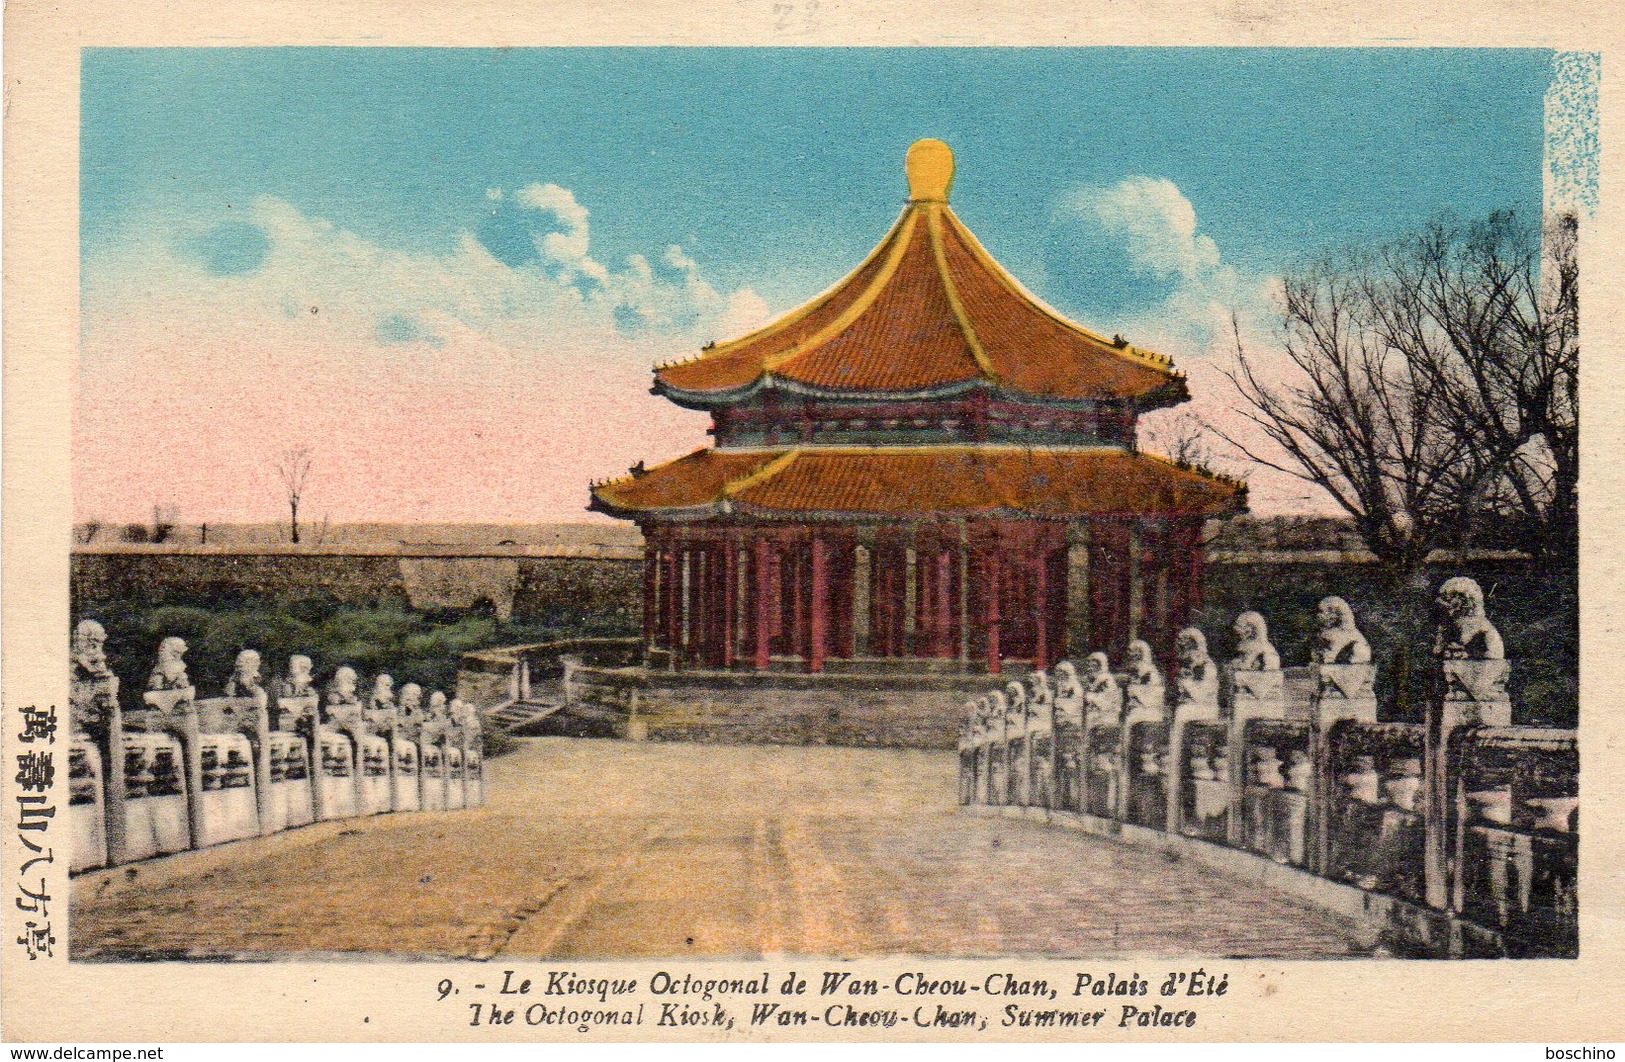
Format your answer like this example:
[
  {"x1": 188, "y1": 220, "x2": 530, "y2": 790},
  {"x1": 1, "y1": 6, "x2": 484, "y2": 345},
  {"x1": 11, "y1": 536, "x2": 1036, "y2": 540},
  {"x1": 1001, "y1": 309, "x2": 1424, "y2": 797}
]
[{"x1": 75, "y1": 193, "x2": 1318, "y2": 528}]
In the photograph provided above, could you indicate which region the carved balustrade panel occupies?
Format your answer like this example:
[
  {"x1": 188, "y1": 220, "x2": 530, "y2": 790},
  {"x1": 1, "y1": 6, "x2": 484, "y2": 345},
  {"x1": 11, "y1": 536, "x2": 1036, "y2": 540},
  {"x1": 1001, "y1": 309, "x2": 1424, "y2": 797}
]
[
  {"x1": 192, "y1": 696, "x2": 265, "y2": 846},
  {"x1": 1454, "y1": 728, "x2": 1578, "y2": 956},
  {"x1": 1326, "y1": 720, "x2": 1426, "y2": 904},
  {"x1": 1125, "y1": 721, "x2": 1168, "y2": 829},
  {"x1": 1241, "y1": 719, "x2": 1311, "y2": 867},
  {"x1": 1084, "y1": 724, "x2": 1121, "y2": 819},
  {"x1": 1179, "y1": 720, "x2": 1230, "y2": 842},
  {"x1": 68, "y1": 742, "x2": 108, "y2": 872}
]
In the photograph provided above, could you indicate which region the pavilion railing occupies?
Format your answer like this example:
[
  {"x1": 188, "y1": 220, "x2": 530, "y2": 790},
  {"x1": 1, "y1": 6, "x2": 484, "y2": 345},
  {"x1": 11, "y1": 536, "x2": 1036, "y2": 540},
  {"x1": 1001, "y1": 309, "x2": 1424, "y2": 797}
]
[
  {"x1": 69, "y1": 622, "x2": 487, "y2": 873},
  {"x1": 955, "y1": 578, "x2": 1578, "y2": 959}
]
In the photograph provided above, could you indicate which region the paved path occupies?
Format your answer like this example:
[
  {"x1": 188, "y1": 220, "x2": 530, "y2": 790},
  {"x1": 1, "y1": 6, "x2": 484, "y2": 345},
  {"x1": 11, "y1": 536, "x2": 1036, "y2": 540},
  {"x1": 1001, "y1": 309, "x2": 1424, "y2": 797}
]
[{"x1": 71, "y1": 739, "x2": 1368, "y2": 960}]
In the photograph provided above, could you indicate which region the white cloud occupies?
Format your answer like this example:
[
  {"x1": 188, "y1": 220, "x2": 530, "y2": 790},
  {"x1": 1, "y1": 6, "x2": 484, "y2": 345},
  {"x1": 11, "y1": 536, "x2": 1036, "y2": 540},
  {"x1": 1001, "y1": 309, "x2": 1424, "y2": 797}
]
[
  {"x1": 718, "y1": 288, "x2": 773, "y2": 340},
  {"x1": 1058, "y1": 176, "x2": 1277, "y2": 359},
  {"x1": 76, "y1": 185, "x2": 778, "y2": 523},
  {"x1": 515, "y1": 181, "x2": 593, "y2": 266},
  {"x1": 85, "y1": 186, "x2": 766, "y2": 350},
  {"x1": 1053, "y1": 177, "x2": 1340, "y2": 515}
]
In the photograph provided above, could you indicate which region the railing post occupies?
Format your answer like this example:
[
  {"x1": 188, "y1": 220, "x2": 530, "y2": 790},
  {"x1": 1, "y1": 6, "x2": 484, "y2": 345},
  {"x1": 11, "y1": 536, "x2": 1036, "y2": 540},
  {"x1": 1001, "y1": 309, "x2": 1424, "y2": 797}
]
[
  {"x1": 1225, "y1": 663, "x2": 1285, "y2": 848},
  {"x1": 1424, "y1": 659, "x2": 1512, "y2": 911},
  {"x1": 1166, "y1": 629, "x2": 1220, "y2": 836},
  {"x1": 1423, "y1": 577, "x2": 1512, "y2": 913},
  {"x1": 1116, "y1": 642, "x2": 1166, "y2": 823}
]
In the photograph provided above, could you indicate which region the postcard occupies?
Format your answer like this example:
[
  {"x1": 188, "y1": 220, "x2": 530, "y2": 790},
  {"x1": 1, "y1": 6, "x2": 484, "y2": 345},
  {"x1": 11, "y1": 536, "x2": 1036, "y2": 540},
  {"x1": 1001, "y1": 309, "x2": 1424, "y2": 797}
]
[{"x1": 4, "y1": 0, "x2": 1623, "y2": 1044}]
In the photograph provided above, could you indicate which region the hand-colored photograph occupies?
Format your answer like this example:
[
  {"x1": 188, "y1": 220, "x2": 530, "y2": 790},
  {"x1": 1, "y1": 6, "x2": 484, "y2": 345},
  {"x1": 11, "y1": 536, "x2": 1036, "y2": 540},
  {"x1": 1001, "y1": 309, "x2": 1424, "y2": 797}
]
[{"x1": 64, "y1": 47, "x2": 1590, "y2": 964}]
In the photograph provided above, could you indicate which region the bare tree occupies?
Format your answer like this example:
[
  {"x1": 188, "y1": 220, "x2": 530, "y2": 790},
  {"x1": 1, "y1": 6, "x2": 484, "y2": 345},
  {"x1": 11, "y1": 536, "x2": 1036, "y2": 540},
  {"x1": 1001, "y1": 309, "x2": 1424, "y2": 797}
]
[
  {"x1": 1140, "y1": 410, "x2": 1220, "y2": 471},
  {"x1": 1376, "y1": 212, "x2": 1578, "y2": 568},
  {"x1": 1220, "y1": 260, "x2": 1494, "y2": 581},
  {"x1": 277, "y1": 447, "x2": 315, "y2": 545},
  {"x1": 1219, "y1": 211, "x2": 1578, "y2": 581},
  {"x1": 150, "y1": 503, "x2": 180, "y2": 544}
]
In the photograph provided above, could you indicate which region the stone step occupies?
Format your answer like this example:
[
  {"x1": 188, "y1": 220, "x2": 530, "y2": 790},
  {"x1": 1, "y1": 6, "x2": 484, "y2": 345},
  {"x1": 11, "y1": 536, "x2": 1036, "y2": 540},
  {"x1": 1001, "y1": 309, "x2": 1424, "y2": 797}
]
[{"x1": 487, "y1": 701, "x2": 563, "y2": 733}]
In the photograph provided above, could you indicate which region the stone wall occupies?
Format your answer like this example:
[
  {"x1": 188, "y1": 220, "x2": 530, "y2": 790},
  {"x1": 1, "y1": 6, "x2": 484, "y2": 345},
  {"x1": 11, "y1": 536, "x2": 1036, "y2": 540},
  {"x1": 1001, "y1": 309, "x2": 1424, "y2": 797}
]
[
  {"x1": 71, "y1": 545, "x2": 640, "y2": 625},
  {"x1": 74, "y1": 544, "x2": 1529, "y2": 630}
]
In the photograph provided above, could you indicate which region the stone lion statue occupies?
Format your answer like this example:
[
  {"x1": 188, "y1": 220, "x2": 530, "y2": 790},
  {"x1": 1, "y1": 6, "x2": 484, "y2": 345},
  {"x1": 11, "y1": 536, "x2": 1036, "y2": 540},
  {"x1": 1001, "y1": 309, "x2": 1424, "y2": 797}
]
[
  {"x1": 325, "y1": 666, "x2": 362, "y2": 721},
  {"x1": 1315, "y1": 597, "x2": 1372, "y2": 665},
  {"x1": 1051, "y1": 660, "x2": 1085, "y2": 727},
  {"x1": 281, "y1": 655, "x2": 316, "y2": 698},
  {"x1": 1005, "y1": 680, "x2": 1028, "y2": 726},
  {"x1": 1081, "y1": 651, "x2": 1124, "y2": 722},
  {"x1": 147, "y1": 636, "x2": 190, "y2": 691},
  {"x1": 224, "y1": 649, "x2": 265, "y2": 699},
  {"x1": 1124, "y1": 639, "x2": 1164, "y2": 693},
  {"x1": 1174, "y1": 627, "x2": 1219, "y2": 707},
  {"x1": 72, "y1": 619, "x2": 112, "y2": 681},
  {"x1": 1433, "y1": 576, "x2": 1505, "y2": 661},
  {"x1": 1026, "y1": 670, "x2": 1053, "y2": 721},
  {"x1": 1231, "y1": 611, "x2": 1280, "y2": 671}
]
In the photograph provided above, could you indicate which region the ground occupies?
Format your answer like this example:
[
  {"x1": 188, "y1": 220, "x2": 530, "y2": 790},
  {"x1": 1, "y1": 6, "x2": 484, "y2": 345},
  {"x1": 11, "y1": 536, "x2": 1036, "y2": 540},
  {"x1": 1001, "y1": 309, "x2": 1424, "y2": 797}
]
[{"x1": 72, "y1": 738, "x2": 1368, "y2": 961}]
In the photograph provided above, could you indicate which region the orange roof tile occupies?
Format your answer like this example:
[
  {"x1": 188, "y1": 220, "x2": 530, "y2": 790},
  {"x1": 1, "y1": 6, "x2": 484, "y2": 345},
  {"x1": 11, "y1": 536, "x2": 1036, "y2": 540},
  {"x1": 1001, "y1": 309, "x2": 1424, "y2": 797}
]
[
  {"x1": 654, "y1": 142, "x2": 1186, "y2": 408},
  {"x1": 591, "y1": 446, "x2": 1245, "y2": 520}
]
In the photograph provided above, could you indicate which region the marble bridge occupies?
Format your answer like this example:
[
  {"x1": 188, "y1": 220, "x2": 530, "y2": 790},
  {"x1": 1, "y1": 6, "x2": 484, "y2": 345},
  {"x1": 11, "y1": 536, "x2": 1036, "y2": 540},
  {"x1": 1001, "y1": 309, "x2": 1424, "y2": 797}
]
[
  {"x1": 72, "y1": 738, "x2": 1372, "y2": 961},
  {"x1": 68, "y1": 578, "x2": 1574, "y2": 961}
]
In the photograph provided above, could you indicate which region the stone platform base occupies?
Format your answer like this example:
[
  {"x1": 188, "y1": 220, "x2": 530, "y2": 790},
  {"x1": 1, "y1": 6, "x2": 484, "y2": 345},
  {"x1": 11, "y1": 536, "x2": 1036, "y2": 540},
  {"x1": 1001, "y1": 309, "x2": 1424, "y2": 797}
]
[{"x1": 560, "y1": 664, "x2": 1017, "y2": 749}]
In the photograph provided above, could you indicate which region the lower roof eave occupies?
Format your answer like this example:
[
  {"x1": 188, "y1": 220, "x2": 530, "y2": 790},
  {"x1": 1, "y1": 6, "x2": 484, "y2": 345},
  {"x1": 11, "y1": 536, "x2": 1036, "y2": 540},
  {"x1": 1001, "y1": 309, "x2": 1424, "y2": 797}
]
[
  {"x1": 594, "y1": 503, "x2": 1241, "y2": 525},
  {"x1": 588, "y1": 497, "x2": 731, "y2": 522},
  {"x1": 724, "y1": 504, "x2": 1241, "y2": 522}
]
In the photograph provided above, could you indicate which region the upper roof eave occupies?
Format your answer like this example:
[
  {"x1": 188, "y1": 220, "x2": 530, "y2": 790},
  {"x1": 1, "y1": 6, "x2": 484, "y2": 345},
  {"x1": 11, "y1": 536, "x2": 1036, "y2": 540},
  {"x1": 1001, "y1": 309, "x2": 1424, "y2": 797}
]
[{"x1": 653, "y1": 373, "x2": 1193, "y2": 412}]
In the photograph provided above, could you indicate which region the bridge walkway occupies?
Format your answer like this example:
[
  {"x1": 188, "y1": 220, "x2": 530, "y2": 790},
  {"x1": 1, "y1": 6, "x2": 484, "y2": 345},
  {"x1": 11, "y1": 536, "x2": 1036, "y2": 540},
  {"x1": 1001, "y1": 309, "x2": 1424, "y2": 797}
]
[{"x1": 71, "y1": 738, "x2": 1370, "y2": 960}]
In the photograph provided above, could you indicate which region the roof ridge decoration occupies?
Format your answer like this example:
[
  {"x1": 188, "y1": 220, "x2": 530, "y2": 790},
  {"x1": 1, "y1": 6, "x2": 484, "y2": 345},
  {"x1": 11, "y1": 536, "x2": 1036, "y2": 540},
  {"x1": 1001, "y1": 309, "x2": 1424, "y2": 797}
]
[
  {"x1": 926, "y1": 205, "x2": 997, "y2": 382},
  {"x1": 905, "y1": 138, "x2": 955, "y2": 203},
  {"x1": 720, "y1": 448, "x2": 801, "y2": 497}
]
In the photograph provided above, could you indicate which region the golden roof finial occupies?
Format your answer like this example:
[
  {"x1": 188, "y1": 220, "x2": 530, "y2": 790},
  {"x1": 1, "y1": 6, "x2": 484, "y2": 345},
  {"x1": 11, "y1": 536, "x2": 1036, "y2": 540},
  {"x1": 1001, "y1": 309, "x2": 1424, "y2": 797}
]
[{"x1": 906, "y1": 139, "x2": 954, "y2": 203}]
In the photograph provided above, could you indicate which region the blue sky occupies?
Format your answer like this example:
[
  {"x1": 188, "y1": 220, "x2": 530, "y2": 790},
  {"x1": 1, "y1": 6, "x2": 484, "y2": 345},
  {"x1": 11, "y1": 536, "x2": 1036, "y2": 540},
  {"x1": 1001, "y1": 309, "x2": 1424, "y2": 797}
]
[
  {"x1": 83, "y1": 48, "x2": 1549, "y2": 316},
  {"x1": 77, "y1": 48, "x2": 1557, "y2": 523}
]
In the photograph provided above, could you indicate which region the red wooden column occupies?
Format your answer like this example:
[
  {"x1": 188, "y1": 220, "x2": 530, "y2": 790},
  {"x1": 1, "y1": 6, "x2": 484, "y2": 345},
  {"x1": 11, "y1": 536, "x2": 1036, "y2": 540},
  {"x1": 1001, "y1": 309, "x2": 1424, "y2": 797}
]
[
  {"x1": 686, "y1": 546, "x2": 703, "y2": 665},
  {"x1": 688, "y1": 545, "x2": 703, "y2": 664},
  {"x1": 913, "y1": 544, "x2": 933, "y2": 655},
  {"x1": 869, "y1": 544, "x2": 903, "y2": 657},
  {"x1": 710, "y1": 543, "x2": 726, "y2": 666},
  {"x1": 722, "y1": 537, "x2": 739, "y2": 668},
  {"x1": 663, "y1": 540, "x2": 682, "y2": 663},
  {"x1": 1046, "y1": 543, "x2": 1070, "y2": 665},
  {"x1": 710, "y1": 545, "x2": 723, "y2": 665},
  {"x1": 984, "y1": 547, "x2": 1003, "y2": 675},
  {"x1": 787, "y1": 542, "x2": 806, "y2": 660},
  {"x1": 809, "y1": 535, "x2": 829, "y2": 673},
  {"x1": 641, "y1": 535, "x2": 658, "y2": 650},
  {"x1": 933, "y1": 545, "x2": 954, "y2": 658},
  {"x1": 753, "y1": 538, "x2": 773, "y2": 670},
  {"x1": 830, "y1": 538, "x2": 856, "y2": 659},
  {"x1": 1033, "y1": 547, "x2": 1050, "y2": 668},
  {"x1": 1176, "y1": 515, "x2": 1205, "y2": 621}
]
